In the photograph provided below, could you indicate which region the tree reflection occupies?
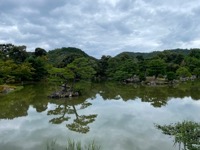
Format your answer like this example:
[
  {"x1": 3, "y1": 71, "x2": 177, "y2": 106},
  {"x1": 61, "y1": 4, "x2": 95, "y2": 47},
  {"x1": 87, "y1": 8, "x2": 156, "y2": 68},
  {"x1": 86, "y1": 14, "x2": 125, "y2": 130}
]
[
  {"x1": 96, "y1": 83, "x2": 170, "y2": 107},
  {"x1": 94, "y1": 81, "x2": 200, "y2": 107},
  {"x1": 48, "y1": 101, "x2": 71, "y2": 124},
  {"x1": 139, "y1": 87, "x2": 169, "y2": 107},
  {"x1": 66, "y1": 105, "x2": 97, "y2": 134},
  {"x1": 0, "y1": 86, "x2": 35, "y2": 119},
  {"x1": 0, "y1": 83, "x2": 53, "y2": 120},
  {"x1": 0, "y1": 100, "x2": 29, "y2": 119},
  {"x1": 47, "y1": 99, "x2": 97, "y2": 134},
  {"x1": 155, "y1": 121, "x2": 200, "y2": 150},
  {"x1": 0, "y1": 81, "x2": 200, "y2": 121}
]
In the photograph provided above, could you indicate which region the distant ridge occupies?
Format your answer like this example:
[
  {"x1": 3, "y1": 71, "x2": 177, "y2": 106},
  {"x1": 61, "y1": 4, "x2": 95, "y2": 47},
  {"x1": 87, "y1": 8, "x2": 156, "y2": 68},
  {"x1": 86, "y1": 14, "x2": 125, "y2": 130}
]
[{"x1": 115, "y1": 48, "x2": 190, "y2": 59}]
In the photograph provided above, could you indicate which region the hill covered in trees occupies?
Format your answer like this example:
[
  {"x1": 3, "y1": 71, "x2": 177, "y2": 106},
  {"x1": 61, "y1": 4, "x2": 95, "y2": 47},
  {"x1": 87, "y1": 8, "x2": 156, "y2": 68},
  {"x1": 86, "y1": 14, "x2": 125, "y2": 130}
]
[
  {"x1": 0, "y1": 43, "x2": 200, "y2": 85},
  {"x1": 115, "y1": 48, "x2": 190, "y2": 59},
  {"x1": 47, "y1": 47, "x2": 96, "y2": 67}
]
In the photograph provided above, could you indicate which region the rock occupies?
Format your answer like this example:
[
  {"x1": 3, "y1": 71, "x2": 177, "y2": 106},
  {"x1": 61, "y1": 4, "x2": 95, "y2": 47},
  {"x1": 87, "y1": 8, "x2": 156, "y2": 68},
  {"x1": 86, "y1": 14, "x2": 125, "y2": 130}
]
[
  {"x1": 0, "y1": 85, "x2": 15, "y2": 94},
  {"x1": 48, "y1": 91, "x2": 80, "y2": 99}
]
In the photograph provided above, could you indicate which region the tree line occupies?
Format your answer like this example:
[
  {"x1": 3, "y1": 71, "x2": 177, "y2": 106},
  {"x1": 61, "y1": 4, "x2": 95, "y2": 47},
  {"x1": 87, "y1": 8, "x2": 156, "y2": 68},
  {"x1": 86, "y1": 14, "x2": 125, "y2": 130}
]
[{"x1": 0, "y1": 43, "x2": 200, "y2": 84}]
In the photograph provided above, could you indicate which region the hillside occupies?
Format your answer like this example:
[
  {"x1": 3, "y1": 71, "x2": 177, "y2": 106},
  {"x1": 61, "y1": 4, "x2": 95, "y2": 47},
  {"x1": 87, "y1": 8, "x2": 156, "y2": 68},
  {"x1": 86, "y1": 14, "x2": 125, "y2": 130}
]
[
  {"x1": 47, "y1": 47, "x2": 96, "y2": 67},
  {"x1": 115, "y1": 48, "x2": 190, "y2": 59}
]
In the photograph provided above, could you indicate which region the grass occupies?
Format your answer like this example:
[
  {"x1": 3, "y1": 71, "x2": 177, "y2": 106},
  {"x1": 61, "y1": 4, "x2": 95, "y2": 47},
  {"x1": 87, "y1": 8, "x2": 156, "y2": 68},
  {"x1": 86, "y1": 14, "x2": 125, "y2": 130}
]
[{"x1": 46, "y1": 139, "x2": 101, "y2": 150}]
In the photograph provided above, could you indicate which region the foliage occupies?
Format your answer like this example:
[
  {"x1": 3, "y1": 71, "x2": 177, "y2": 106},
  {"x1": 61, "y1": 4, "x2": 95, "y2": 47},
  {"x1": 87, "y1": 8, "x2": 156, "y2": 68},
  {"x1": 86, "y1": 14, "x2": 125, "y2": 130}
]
[
  {"x1": 7, "y1": 45, "x2": 28, "y2": 63},
  {"x1": 185, "y1": 57, "x2": 200, "y2": 74},
  {"x1": 49, "y1": 57, "x2": 96, "y2": 83},
  {"x1": 114, "y1": 49, "x2": 190, "y2": 60},
  {"x1": 0, "y1": 44, "x2": 28, "y2": 63},
  {"x1": 193, "y1": 68, "x2": 200, "y2": 78},
  {"x1": 47, "y1": 47, "x2": 93, "y2": 67},
  {"x1": 167, "y1": 71, "x2": 176, "y2": 81},
  {"x1": 96, "y1": 55, "x2": 111, "y2": 78},
  {"x1": 106, "y1": 54, "x2": 138, "y2": 81},
  {"x1": 1, "y1": 43, "x2": 200, "y2": 84},
  {"x1": 35, "y1": 47, "x2": 47, "y2": 57},
  {"x1": 26, "y1": 56, "x2": 48, "y2": 81},
  {"x1": 189, "y1": 49, "x2": 200, "y2": 59},
  {"x1": 0, "y1": 60, "x2": 34, "y2": 83},
  {"x1": 0, "y1": 44, "x2": 48, "y2": 83},
  {"x1": 156, "y1": 121, "x2": 200, "y2": 150},
  {"x1": 48, "y1": 57, "x2": 96, "y2": 96},
  {"x1": 67, "y1": 57, "x2": 96, "y2": 80},
  {"x1": 147, "y1": 58, "x2": 166, "y2": 78},
  {"x1": 176, "y1": 67, "x2": 191, "y2": 78}
]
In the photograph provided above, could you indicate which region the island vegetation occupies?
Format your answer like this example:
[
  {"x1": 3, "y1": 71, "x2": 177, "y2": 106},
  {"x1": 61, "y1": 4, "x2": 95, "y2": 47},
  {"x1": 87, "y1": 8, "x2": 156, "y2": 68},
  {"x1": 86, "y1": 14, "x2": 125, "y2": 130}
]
[{"x1": 1, "y1": 43, "x2": 200, "y2": 95}]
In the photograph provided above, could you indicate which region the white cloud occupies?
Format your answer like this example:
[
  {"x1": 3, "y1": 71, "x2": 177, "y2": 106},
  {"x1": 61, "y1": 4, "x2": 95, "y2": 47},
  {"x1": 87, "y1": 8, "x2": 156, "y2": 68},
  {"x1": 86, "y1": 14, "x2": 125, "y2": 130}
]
[{"x1": 0, "y1": 0, "x2": 200, "y2": 58}]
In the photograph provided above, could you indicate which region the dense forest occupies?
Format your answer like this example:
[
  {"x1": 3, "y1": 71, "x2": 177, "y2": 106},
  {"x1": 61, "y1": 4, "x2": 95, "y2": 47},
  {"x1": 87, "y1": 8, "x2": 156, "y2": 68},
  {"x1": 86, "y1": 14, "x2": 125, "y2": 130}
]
[{"x1": 0, "y1": 43, "x2": 200, "y2": 85}]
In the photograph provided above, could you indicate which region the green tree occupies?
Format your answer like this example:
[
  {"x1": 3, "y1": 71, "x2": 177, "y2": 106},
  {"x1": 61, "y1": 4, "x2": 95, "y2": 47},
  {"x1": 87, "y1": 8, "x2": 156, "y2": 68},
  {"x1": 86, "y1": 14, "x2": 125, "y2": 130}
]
[
  {"x1": 27, "y1": 56, "x2": 48, "y2": 81},
  {"x1": 9, "y1": 45, "x2": 28, "y2": 63},
  {"x1": 0, "y1": 60, "x2": 34, "y2": 83},
  {"x1": 189, "y1": 49, "x2": 200, "y2": 59},
  {"x1": 106, "y1": 55, "x2": 138, "y2": 81},
  {"x1": 176, "y1": 67, "x2": 191, "y2": 78},
  {"x1": 0, "y1": 60, "x2": 16, "y2": 82},
  {"x1": 96, "y1": 55, "x2": 111, "y2": 78},
  {"x1": 156, "y1": 121, "x2": 200, "y2": 150},
  {"x1": 185, "y1": 57, "x2": 200, "y2": 73},
  {"x1": 147, "y1": 59, "x2": 166, "y2": 78},
  {"x1": 167, "y1": 71, "x2": 176, "y2": 82},
  {"x1": 166, "y1": 63, "x2": 179, "y2": 73},
  {"x1": 137, "y1": 57, "x2": 147, "y2": 81},
  {"x1": 58, "y1": 54, "x2": 84, "y2": 68},
  {"x1": 14, "y1": 62, "x2": 35, "y2": 81},
  {"x1": 34, "y1": 47, "x2": 47, "y2": 57},
  {"x1": 113, "y1": 59, "x2": 138, "y2": 81},
  {"x1": 193, "y1": 68, "x2": 200, "y2": 78},
  {"x1": 48, "y1": 57, "x2": 96, "y2": 93},
  {"x1": 67, "y1": 57, "x2": 96, "y2": 80}
]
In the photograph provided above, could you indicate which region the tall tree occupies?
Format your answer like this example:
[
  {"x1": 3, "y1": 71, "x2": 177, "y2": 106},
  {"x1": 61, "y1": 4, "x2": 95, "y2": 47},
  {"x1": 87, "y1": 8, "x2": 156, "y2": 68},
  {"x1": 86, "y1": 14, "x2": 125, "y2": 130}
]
[
  {"x1": 147, "y1": 58, "x2": 166, "y2": 78},
  {"x1": 9, "y1": 45, "x2": 28, "y2": 63},
  {"x1": 34, "y1": 47, "x2": 47, "y2": 57},
  {"x1": 96, "y1": 55, "x2": 111, "y2": 78},
  {"x1": 27, "y1": 56, "x2": 48, "y2": 81},
  {"x1": 48, "y1": 57, "x2": 96, "y2": 94}
]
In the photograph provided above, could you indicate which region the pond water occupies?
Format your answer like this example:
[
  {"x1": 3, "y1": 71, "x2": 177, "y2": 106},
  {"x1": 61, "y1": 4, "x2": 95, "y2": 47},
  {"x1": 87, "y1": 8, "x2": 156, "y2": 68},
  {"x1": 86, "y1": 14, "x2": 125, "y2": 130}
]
[{"x1": 0, "y1": 82, "x2": 200, "y2": 150}]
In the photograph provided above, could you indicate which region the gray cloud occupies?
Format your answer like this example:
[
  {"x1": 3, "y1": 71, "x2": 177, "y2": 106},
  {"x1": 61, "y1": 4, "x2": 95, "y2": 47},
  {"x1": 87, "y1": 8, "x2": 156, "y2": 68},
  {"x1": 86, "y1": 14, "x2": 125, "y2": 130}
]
[{"x1": 0, "y1": 0, "x2": 200, "y2": 58}]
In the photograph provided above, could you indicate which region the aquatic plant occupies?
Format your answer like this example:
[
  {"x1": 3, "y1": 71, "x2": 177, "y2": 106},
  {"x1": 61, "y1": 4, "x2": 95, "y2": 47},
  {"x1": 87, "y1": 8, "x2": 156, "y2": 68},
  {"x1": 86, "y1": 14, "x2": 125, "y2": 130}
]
[
  {"x1": 46, "y1": 139, "x2": 101, "y2": 150},
  {"x1": 155, "y1": 121, "x2": 200, "y2": 150}
]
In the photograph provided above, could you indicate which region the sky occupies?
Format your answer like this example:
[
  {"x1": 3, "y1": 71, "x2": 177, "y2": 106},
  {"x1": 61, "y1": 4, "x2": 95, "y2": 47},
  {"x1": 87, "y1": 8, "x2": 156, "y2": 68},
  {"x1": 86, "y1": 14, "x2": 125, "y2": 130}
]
[{"x1": 0, "y1": 0, "x2": 200, "y2": 58}]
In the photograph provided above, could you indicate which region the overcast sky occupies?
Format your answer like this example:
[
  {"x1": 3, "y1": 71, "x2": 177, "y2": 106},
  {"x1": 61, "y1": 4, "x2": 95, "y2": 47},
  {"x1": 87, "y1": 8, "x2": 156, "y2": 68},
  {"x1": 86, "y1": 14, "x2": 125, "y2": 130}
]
[{"x1": 0, "y1": 0, "x2": 200, "y2": 58}]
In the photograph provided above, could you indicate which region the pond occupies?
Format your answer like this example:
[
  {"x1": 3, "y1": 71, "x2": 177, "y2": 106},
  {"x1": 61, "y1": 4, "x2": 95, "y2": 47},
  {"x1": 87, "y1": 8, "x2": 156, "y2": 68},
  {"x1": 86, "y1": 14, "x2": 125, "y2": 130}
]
[{"x1": 0, "y1": 81, "x2": 200, "y2": 150}]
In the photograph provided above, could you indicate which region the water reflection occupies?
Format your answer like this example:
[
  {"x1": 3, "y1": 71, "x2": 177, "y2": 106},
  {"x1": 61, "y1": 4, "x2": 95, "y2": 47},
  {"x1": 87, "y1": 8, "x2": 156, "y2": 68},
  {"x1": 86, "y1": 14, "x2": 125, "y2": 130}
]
[
  {"x1": 0, "y1": 83, "x2": 50, "y2": 119},
  {"x1": 0, "y1": 81, "x2": 200, "y2": 120},
  {"x1": 155, "y1": 121, "x2": 200, "y2": 150},
  {"x1": 47, "y1": 98, "x2": 97, "y2": 134},
  {"x1": 0, "y1": 82, "x2": 200, "y2": 150},
  {"x1": 94, "y1": 81, "x2": 200, "y2": 107}
]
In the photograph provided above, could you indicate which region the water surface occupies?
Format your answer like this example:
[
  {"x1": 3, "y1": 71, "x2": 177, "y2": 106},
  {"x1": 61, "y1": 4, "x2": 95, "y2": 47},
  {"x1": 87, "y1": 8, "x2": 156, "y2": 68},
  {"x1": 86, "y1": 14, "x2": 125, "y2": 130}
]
[{"x1": 0, "y1": 82, "x2": 200, "y2": 150}]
